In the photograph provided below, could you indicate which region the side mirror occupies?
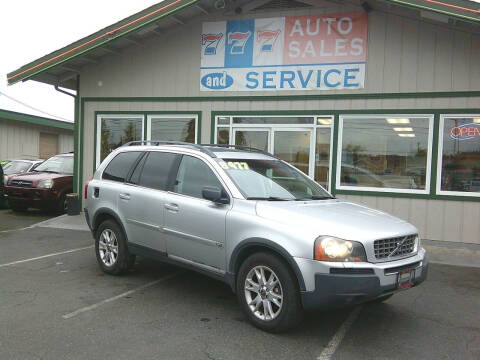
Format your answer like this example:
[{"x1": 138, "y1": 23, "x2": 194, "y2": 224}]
[{"x1": 202, "y1": 185, "x2": 229, "y2": 204}]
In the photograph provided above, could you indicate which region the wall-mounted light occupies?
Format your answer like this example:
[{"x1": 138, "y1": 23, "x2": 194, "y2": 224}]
[
  {"x1": 398, "y1": 133, "x2": 415, "y2": 137},
  {"x1": 393, "y1": 127, "x2": 413, "y2": 132}
]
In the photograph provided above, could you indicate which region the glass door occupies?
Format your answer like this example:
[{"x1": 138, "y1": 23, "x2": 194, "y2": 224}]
[{"x1": 272, "y1": 129, "x2": 313, "y2": 177}]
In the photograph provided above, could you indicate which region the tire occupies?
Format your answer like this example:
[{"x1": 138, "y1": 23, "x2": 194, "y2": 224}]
[
  {"x1": 370, "y1": 294, "x2": 394, "y2": 303},
  {"x1": 95, "y1": 219, "x2": 136, "y2": 275},
  {"x1": 236, "y1": 252, "x2": 303, "y2": 333}
]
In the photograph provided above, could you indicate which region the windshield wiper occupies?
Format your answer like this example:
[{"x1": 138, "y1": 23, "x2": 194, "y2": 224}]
[
  {"x1": 246, "y1": 196, "x2": 291, "y2": 201},
  {"x1": 295, "y1": 195, "x2": 335, "y2": 201}
]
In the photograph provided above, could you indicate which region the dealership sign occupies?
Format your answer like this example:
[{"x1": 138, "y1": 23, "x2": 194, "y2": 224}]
[{"x1": 200, "y1": 13, "x2": 368, "y2": 92}]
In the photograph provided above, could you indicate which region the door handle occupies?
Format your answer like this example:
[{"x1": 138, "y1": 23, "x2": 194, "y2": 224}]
[
  {"x1": 164, "y1": 203, "x2": 179, "y2": 212},
  {"x1": 119, "y1": 193, "x2": 130, "y2": 200}
]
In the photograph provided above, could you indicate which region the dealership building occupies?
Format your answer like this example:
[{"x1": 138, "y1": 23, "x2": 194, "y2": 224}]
[{"x1": 7, "y1": 0, "x2": 480, "y2": 243}]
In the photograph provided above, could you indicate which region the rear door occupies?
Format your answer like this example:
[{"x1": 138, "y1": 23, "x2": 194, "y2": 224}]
[
  {"x1": 163, "y1": 154, "x2": 230, "y2": 272},
  {"x1": 119, "y1": 151, "x2": 181, "y2": 253}
]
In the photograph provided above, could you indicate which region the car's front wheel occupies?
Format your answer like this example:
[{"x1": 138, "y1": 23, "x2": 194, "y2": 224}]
[
  {"x1": 95, "y1": 219, "x2": 135, "y2": 275},
  {"x1": 236, "y1": 252, "x2": 303, "y2": 333}
]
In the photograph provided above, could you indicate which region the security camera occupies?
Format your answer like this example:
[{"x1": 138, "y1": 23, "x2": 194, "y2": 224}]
[{"x1": 214, "y1": 0, "x2": 226, "y2": 9}]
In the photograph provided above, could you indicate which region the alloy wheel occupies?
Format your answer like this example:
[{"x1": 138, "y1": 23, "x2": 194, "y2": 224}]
[
  {"x1": 98, "y1": 229, "x2": 119, "y2": 267},
  {"x1": 244, "y1": 265, "x2": 283, "y2": 321}
]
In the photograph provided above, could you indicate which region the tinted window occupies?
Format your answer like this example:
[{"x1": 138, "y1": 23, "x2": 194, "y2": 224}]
[
  {"x1": 174, "y1": 155, "x2": 222, "y2": 198},
  {"x1": 138, "y1": 152, "x2": 179, "y2": 190},
  {"x1": 128, "y1": 153, "x2": 146, "y2": 185},
  {"x1": 103, "y1": 152, "x2": 141, "y2": 182}
]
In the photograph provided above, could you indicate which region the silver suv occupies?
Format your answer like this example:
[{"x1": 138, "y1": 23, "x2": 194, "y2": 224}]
[{"x1": 85, "y1": 142, "x2": 428, "y2": 332}]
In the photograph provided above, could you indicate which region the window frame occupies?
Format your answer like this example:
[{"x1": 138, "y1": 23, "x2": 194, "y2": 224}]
[
  {"x1": 336, "y1": 114, "x2": 435, "y2": 195},
  {"x1": 436, "y1": 114, "x2": 480, "y2": 198},
  {"x1": 95, "y1": 114, "x2": 145, "y2": 168},
  {"x1": 146, "y1": 114, "x2": 199, "y2": 144}
]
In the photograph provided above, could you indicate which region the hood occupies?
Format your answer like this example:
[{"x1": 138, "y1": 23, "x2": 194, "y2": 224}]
[
  {"x1": 8, "y1": 172, "x2": 72, "y2": 186},
  {"x1": 255, "y1": 199, "x2": 417, "y2": 242}
]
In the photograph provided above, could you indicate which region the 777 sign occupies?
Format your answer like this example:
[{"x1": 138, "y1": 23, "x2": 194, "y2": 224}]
[
  {"x1": 256, "y1": 30, "x2": 281, "y2": 52},
  {"x1": 202, "y1": 33, "x2": 223, "y2": 55}
]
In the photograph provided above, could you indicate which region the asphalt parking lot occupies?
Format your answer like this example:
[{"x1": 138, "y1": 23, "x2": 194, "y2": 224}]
[
  {"x1": 1, "y1": 226, "x2": 479, "y2": 360},
  {"x1": 0, "y1": 208, "x2": 54, "y2": 231}
]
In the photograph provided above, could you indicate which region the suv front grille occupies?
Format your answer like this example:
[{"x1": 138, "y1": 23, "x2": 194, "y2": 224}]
[
  {"x1": 10, "y1": 180, "x2": 33, "y2": 187},
  {"x1": 374, "y1": 235, "x2": 417, "y2": 259}
]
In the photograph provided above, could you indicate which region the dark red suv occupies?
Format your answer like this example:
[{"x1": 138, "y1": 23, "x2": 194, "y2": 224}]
[{"x1": 5, "y1": 153, "x2": 73, "y2": 213}]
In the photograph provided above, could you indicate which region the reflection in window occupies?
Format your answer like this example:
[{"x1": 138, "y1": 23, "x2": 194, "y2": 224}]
[
  {"x1": 340, "y1": 116, "x2": 431, "y2": 190},
  {"x1": 440, "y1": 116, "x2": 480, "y2": 193},
  {"x1": 100, "y1": 118, "x2": 142, "y2": 162},
  {"x1": 151, "y1": 117, "x2": 196, "y2": 143},
  {"x1": 217, "y1": 128, "x2": 230, "y2": 145}
]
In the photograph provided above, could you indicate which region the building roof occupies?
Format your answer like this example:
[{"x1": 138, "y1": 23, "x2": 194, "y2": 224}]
[
  {"x1": 0, "y1": 109, "x2": 73, "y2": 131},
  {"x1": 6, "y1": 0, "x2": 480, "y2": 89}
]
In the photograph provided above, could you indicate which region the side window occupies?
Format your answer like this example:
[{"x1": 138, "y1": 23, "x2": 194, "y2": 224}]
[
  {"x1": 103, "y1": 152, "x2": 142, "y2": 182},
  {"x1": 174, "y1": 155, "x2": 223, "y2": 198},
  {"x1": 128, "y1": 153, "x2": 147, "y2": 185},
  {"x1": 138, "y1": 152, "x2": 180, "y2": 190}
]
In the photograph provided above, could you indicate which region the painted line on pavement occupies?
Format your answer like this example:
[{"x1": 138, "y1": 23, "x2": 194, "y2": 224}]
[
  {"x1": 317, "y1": 305, "x2": 363, "y2": 360},
  {"x1": 0, "y1": 245, "x2": 93, "y2": 268},
  {"x1": 62, "y1": 272, "x2": 182, "y2": 319}
]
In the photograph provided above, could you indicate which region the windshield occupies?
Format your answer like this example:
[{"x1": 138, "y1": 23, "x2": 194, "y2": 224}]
[
  {"x1": 35, "y1": 156, "x2": 73, "y2": 174},
  {"x1": 3, "y1": 161, "x2": 31, "y2": 175},
  {"x1": 217, "y1": 158, "x2": 332, "y2": 200}
]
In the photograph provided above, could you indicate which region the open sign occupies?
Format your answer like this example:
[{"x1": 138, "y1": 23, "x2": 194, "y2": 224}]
[{"x1": 450, "y1": 123, "x2": 480, "y2": 141}]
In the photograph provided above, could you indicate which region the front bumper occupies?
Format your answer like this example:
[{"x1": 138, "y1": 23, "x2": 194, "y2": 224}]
[
  {"x1": 297, "y1": 249, "x2": 428, "y2": 310},
  {"x1": 4, "y1": 186, "x2": 57, "y2": 209}
]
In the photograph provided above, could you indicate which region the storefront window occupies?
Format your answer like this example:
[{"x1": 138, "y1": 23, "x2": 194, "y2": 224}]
[
  {"x1": 338, "y1": 115, "x2": 432, "y2": 192},
  {"x1": 150, "y1": 116, "x2": 197, "y2": 143},
  {"x1": 438, "y1": 116, "x2": 480, "y2": 195},
  {"x1": 99, "y1": 117, "x2": 143, "y2": 163}
]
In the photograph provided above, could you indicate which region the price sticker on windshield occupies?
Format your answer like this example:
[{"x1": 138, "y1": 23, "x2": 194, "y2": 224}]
[{"x1": 219, "y1": 161, "x2": 250, "y2": 170}]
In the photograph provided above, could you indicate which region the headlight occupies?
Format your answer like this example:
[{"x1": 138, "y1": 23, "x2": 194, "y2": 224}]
[
  {"x1": 37, "y1": 179, "x2": 54, "y2": 189},
  {"x1": 314, "y1": 236, "x2": 367, "y2": 262},
  {"x1": 3, "y1": 175, "x2": 8, "y2": 186}
]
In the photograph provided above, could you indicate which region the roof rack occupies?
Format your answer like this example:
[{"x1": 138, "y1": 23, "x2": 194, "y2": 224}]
[
  {"x1": 121, "y1": 140, "x2": 218, "y2": 158},
  {"x1": 121, "y1": 141, "x2": 277, "y2": 160},
  {"x1": 200, "y1": 144, "x2": 275, "y2": 158}
]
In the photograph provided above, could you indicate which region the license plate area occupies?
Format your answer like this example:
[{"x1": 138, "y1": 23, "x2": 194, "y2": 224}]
[{"x1": 397, "y1": 269, "x2": 414, "y2": 290}]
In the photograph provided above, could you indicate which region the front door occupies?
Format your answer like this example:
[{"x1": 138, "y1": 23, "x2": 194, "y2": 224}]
[{"x1": 164, "y1": 154, "x2": 229, "y2": 272}]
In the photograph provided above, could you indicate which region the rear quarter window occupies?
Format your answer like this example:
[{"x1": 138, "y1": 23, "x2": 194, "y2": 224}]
[{"x1": 102, "y1": 151, "x2": 142, "y2": 182}]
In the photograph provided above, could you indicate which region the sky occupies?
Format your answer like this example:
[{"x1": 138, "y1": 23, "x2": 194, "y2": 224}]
[{"x1": 0, "y1": 0, "x2": 162, "y2": 122}]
